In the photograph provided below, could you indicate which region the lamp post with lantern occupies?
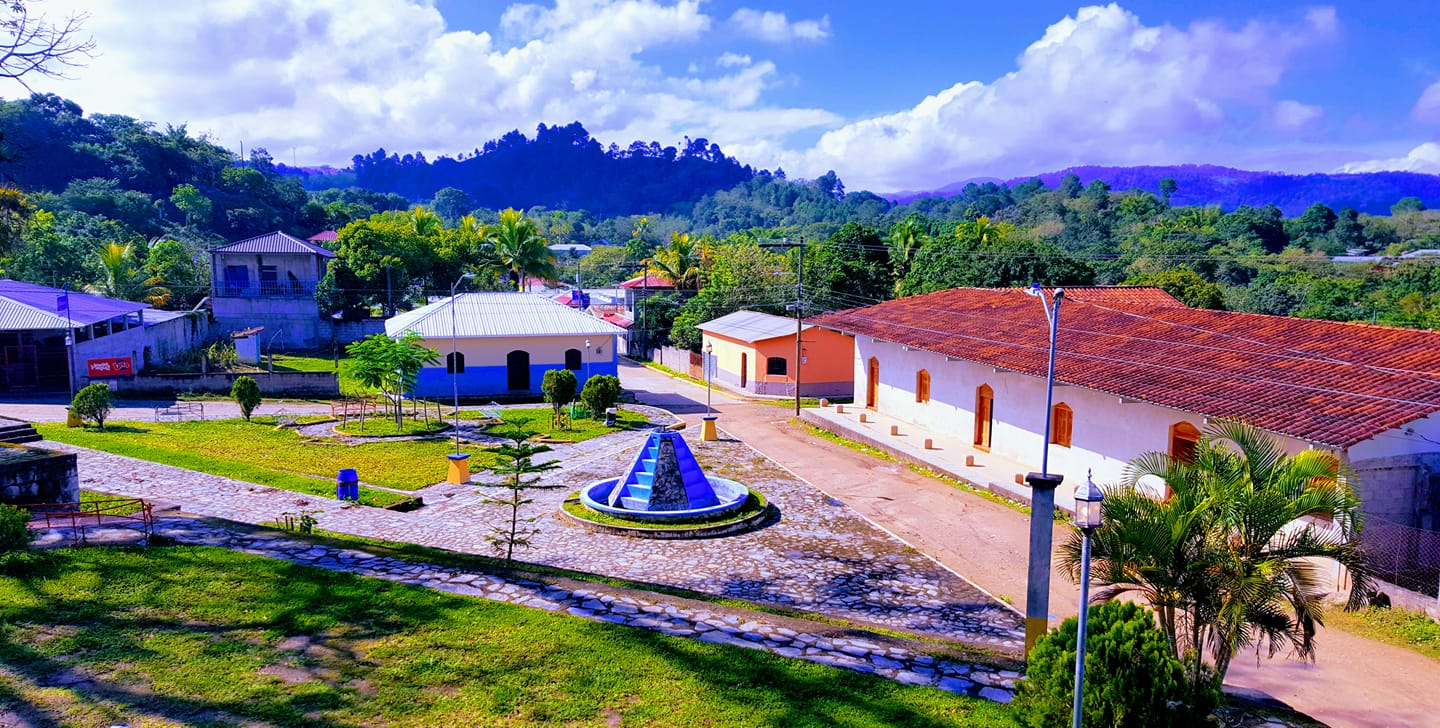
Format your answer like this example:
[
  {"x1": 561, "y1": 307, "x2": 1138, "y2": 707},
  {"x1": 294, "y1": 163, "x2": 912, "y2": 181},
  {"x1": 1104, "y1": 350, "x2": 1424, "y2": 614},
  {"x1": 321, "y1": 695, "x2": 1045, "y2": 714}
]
[
  {"x1": 702, "y1": 341, "x2": 719, "y2": 440},
  {"x1": 1070, "y1": 470, "x2": 1105, "y2": 728}
]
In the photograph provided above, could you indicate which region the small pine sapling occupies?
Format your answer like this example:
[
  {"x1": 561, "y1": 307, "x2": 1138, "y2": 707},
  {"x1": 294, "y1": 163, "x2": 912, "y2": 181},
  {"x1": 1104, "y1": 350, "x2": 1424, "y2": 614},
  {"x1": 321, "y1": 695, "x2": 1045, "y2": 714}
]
[{"x1": 481, "y1": 434, "x2": 561, "y2": 562}]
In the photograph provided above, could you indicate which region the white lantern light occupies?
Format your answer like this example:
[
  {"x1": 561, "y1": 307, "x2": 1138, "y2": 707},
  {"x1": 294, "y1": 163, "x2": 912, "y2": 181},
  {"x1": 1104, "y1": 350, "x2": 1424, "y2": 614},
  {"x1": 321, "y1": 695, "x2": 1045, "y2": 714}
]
[{"x1": 1073, "y1": 470, "x2": 1105, "y2": 531}]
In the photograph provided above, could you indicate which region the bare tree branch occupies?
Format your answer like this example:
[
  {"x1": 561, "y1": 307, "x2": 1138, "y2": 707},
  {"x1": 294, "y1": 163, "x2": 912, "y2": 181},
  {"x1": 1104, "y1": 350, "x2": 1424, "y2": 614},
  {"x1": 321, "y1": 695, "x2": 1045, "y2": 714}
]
[{"x1": 1, "y1": 1, "x2": 96, "y2": 91}]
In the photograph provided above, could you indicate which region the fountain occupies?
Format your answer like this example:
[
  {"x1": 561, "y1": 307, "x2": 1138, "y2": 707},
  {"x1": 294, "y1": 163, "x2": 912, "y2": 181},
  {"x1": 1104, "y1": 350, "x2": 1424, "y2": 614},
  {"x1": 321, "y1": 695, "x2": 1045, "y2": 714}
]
[{"x1": 578, "y1": 431, "x2": 753, "y2": 524}]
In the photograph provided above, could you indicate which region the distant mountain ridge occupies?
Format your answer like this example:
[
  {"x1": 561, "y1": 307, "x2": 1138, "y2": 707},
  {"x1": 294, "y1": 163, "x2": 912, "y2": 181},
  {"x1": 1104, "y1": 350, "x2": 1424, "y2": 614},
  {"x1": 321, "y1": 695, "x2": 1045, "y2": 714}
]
[{"x1": 887, "y1": 164, "x2": 1440, "y2": 216}]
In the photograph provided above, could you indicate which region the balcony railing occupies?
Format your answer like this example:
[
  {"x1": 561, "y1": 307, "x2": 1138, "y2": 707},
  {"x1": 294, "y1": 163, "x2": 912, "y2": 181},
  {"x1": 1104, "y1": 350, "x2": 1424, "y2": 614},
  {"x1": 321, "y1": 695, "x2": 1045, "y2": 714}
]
[{"x1": 216, "y1": 280, "x2": 319, "y2": 298}]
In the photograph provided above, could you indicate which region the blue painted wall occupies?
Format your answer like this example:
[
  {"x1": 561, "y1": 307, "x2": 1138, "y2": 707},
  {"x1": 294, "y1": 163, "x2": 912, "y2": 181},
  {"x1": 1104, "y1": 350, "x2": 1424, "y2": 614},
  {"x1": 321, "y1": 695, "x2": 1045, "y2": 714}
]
[{"x1": 413, "y1": 359, "x2": 618, "y2": 398}]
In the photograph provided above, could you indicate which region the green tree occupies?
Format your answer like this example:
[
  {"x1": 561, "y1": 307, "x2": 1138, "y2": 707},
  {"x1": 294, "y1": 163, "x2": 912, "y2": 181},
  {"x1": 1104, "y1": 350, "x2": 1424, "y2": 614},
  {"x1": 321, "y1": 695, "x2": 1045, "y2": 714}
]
[
  {"x1": 1015, "y1": 601, "x2": 1218, "y2": 727},
  {"x1": 541, "y1": 368, "x2": 577, "y2": 429},
  {"x1": 482, "y1": 436, "x2": 561, "y2": 562},
  {"x1": 1392, "y1": 196, "x2": 1427, "y2": 215},
  {"x1": 230, "y1": 375, "x2": 261, "y2": 422},
  {"x1": 1158, "y1": 177, "x2": 1178, "y2": 206},
  {"x1": 807, "y1": 222, "x2": 894, "y2": 311},
  {"x1": 648, "y1": 231, "x2": 706, "y2": 289},
  {"x1": 0, "y1": 187, "x2": 34, "y2": 255},
  {"x1": 430, "y1": 187, "x2": 473, "y2": 223},
  {"x1": 488, "y1": 207, "x2": 555, "y2": 290},
  {"x1": 86, "y1": 241, "x2": 167, "y2": 303},
  {"x1": 345, "y1": 331, "x2": 439, "y2": 427},
  {"x1": 143, "y1": 238, "x2": 208, "y2": 309},
  {"x1": 169, "y1": 183, "x2": 212, "y2": 226},
  {"x1": 1123, "y1": 267, "x2": 1225, "y2": 309},
  {"x1": 576, "y1": 244, "x2": 629, "y2": 287},
  {"x1": 71, "y1": 382, "x2": 113, "y2": 430},
  {"x1": 579, "y1": 374, "x2": 621, "y2": 417},
  {"x1": 1060, "y1": 419, "x2": 1372, "y2": 686}
]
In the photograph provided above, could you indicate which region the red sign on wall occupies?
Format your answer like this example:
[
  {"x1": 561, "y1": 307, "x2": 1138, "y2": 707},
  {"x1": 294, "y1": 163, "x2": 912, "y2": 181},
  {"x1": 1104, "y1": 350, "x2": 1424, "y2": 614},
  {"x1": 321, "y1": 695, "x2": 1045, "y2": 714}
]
[{"x1": 86, "y1": 357, "x2": 133, "y2": 378}]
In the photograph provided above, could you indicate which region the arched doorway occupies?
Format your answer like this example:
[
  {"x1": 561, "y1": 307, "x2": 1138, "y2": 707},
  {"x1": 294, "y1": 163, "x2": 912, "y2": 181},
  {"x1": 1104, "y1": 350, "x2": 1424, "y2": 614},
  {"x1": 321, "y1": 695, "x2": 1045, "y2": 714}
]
[
  {"x1": 974, "y1": 384, "x2": 993, "y2": 451},
  {"x1": 740, "y1": 352, "x2": 748, "y2": 388},
  {"x1": 565, "y1": 348, "x2": 582, "y2": 370},
  {"x1": 866, "y1": 357, "x2": 879, "y2": 409},
  {"x1": 1169, "y1": 422, "x2": 1200, "y2": 463},
  {"x1": 506, "y1": 350, "x2": 530, "y2": 390}
]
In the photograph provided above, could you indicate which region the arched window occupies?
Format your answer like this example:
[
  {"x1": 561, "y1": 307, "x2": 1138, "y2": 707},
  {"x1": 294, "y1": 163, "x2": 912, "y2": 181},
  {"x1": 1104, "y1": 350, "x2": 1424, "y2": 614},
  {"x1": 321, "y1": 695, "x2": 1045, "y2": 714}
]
[
  {"x1": 506, "y1": 350, "x2": 530, "y2": 390},
  {"x1": 1050, "y1": 403, "x2": 1073, "y2": 447},
  {"x1": 446, "y1": 351, "x2": 465, "y2": 374},
  {"x1": 1169, "y1": 422, "x2": 1200, "y2": 464},
  {"x1": 565, "y1": 348, "x2": 582, "y2": 370},
  {"x1": 915, "y1": 369, "x2": 931, "y2": 403},
  {"x1": 974, "y1": 384, "x2": 993, "y2": 451}
]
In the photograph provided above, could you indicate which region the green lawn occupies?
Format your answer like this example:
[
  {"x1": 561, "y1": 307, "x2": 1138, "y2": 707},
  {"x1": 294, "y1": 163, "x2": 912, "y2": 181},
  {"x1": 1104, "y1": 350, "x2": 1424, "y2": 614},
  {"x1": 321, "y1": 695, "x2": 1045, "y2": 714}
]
[
  {"x1": 270, "y1": 353, "x2": 342, "y2": 372},
  {"x1": 475, "y1": 406, "x2": 651, "y2": 442},
  {"x1": 38, "y1": 408, "x2": 648, "y2": 505},
  {"x1": 0, "y1": 547, "x2": 1016, "y2": 727},
  {"x1": 333, "y1": 418, "x2": 450, "y2": 437}
]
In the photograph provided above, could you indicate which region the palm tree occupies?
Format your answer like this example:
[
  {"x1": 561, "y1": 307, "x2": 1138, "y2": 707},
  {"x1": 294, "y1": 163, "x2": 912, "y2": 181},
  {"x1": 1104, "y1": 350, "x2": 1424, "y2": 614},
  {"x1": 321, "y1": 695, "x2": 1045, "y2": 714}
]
[
  {"x1": 86, "y1": 242, "x2": 168, "y2": 304},
  {"x1": 649, "y1": 232, "x2": 705, "y2": 289},
  {"x1": 408, "y1": 205, "x2": 443, "y2": 237},
  {"x1": 887, "y1": 216, "x2": 925, "y2": 294},
  {"x1": 1061, "y1": 418, "x2": 1371, "y2": 687},
  {"x1": 487, "y1": 208, "x2": 556, "y2": 291}
]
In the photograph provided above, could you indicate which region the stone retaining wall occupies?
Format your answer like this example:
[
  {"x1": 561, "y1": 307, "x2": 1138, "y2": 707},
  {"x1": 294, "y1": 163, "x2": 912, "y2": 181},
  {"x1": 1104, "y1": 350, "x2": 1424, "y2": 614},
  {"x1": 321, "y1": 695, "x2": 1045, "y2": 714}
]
[{"x1": 0, "y1": 444, "x2": 78, "y2": 504}]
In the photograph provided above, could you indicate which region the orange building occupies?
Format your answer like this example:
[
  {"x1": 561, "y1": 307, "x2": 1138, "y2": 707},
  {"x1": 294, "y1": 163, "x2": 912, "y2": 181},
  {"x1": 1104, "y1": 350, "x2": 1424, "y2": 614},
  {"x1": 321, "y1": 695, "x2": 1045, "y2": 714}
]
[{"x1": 697, "y1": 310, "x2": 853, "y2": 398}]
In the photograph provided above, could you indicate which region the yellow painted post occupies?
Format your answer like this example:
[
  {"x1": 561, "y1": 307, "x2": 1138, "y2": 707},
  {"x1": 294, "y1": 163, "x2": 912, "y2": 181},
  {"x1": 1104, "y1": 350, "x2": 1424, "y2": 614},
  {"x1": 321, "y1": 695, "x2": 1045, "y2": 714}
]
[
  {"x1": 701, "y1": 415, "x2": 719, "y2": 441},
  {"x1": 447, "y1": 453, "x2": 471, "y2": 484}
]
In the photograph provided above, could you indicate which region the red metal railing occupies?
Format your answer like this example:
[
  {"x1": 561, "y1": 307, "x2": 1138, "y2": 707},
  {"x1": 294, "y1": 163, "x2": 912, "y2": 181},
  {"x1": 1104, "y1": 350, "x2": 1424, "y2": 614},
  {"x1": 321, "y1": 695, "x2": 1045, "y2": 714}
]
[{"x1": 22, "y1": 497, "x2": 154, "y2": 544}]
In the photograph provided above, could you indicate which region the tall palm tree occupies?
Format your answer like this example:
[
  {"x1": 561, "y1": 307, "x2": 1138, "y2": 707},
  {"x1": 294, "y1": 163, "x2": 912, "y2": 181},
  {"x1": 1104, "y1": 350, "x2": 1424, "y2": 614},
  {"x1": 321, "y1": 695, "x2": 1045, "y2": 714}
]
[
  {"x1": 408, "y1": 205, "x2": 443, "y2": 237},
  {"x1": 887, "y1": 216, "x2": 925, "y2": 295},
  {"x1": 86, "y1": 241, "x2": 168, "y2": 304},
  {"x1": 1060, "y1": 418, "x2": 1371, "y2": 687},
  {"x1": 649, "y1": 231, "x2": 705, "y2": 290},
  {"x1": 486, "y1": 208, "x2": 556, "y2": 291}
]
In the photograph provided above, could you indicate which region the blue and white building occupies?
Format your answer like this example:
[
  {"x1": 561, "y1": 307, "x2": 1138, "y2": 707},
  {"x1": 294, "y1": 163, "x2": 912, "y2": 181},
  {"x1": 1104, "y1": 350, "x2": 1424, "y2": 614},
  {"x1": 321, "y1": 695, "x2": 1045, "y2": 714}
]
[{"x1": 385, "y1": 292, "x2": 623, "y2": 398}]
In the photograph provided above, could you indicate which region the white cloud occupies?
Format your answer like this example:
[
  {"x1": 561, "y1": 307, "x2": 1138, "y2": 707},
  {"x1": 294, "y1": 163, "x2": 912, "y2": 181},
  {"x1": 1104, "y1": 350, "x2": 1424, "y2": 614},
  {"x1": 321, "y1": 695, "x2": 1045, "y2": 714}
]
[
  {"x1": 1271, "y1": 99, "x2": 1322, "y2": 131},
  {"x1": 1414, "y1": 81, "x2": 1440, "y2": 123},
  {"x1": 761, "y1": 3, "x2": 1339, "y2": 191},
  {"x1": 27, "y1": 0, "x2": 837, "y2": 167},
  {"x1": 717, "y1": 52, "x2": 752, "y2": 68},
  {"x1": 729, "y1": 9, "x2": 829, "y2": 42},
  {"x1": 1337, "y1": 142, "x2": 1440, "y2": 174}
]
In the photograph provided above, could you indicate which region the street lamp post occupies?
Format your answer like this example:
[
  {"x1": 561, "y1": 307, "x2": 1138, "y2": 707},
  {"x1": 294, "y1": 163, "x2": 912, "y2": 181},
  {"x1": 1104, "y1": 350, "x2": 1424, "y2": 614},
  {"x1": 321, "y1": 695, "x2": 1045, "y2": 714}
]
[
  {"x1": 584, "y1": 338, "x2": 592, "y2": 386},
  {"x1": 450, "y1": 272, "x2": 474, "y2": 456},
  {"x1": 1071, "y1": 471, "x2": 1105, "y2": 728},
  {"x1": 702, "y1": 341, "x2": 719, "y2": 441},
  {"x1": 705, "y1": 342, "x2": 714, "y2": 415},
  {"x1": 1023, "y1": 283, "x2": 1066, "y2": 654}
]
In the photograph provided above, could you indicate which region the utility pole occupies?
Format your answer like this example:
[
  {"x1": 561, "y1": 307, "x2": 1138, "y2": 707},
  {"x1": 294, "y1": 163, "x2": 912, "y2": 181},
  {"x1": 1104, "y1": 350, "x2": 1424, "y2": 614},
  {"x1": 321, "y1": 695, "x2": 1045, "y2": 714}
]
[
  {"x1": 385, "y1": 264, "x2": 393, "y2": 317},
  {"x1": 760, "y1": 237, "x2": 804, "y2": 415}
]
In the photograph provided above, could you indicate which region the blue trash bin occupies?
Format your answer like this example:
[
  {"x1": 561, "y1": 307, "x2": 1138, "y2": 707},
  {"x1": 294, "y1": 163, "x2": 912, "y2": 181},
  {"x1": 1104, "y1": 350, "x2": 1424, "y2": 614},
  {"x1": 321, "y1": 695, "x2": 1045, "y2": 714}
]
[{"x1": 337, "y1": 468, "x2": 359, "y2": 501}]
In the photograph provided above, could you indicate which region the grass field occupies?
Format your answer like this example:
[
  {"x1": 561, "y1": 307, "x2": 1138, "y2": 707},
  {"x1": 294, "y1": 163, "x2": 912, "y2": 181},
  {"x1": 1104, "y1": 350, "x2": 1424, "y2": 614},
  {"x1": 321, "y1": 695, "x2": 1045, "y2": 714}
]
[
  {"x1": 466, "y1": 406, "x2": 651, "y2": 442},
  {"x1": 1328, "y1": 605, "x2": 1440, "y2": 661},
  {"x1": 0, "y1": 547, "x2": 1017, "y2": 727},
  {"x1": 269, "y1": 353, "x2": 342, "y2": 372},
  {"x1": 332, "y1": 418, "x2": 449, "y2": 437},
  {"x1": 39, "y1": 408, "x2": 650, "y2": 504}
]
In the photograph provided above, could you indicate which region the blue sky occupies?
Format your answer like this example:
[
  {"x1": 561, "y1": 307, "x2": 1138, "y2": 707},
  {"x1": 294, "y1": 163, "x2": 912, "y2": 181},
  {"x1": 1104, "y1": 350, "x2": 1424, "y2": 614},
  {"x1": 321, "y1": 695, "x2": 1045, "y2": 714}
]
[{"x1": 25, "y1": 1, "x2": 1440, "y2": 192}]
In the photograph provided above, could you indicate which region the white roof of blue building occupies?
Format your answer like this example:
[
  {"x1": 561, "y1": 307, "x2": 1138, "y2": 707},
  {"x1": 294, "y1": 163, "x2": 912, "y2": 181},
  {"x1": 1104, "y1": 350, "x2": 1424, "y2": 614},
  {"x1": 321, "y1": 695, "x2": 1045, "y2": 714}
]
[
  {"x1": 0, "y1": 279, "x2": 149, "y2": 330},
  {"x1": 385, "y1": 292, "x2": 625, "y2": 339},
  {"x1": 214, "y1": 231, "x2": 337, "y2": 258},
  {"x1": 696, "y1": 309, "x2": 811, "y2": 343}
]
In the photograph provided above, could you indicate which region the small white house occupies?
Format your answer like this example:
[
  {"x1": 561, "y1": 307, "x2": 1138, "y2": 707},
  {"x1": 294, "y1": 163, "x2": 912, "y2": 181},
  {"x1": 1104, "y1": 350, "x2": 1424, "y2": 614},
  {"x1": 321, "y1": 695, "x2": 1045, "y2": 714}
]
[
  {"x1": 385, "y1": 292, "x2": 624, "y2": 398},
  {"x1": 811, "y1": 286, "x2": 1440, "y2": 530}
]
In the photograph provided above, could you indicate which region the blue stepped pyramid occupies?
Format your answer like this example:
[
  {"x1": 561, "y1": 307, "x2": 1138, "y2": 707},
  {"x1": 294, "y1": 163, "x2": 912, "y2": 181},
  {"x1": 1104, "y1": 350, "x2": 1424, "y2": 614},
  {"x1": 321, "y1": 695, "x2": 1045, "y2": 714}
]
[{"x1": 606, "y1": 431, "x2": 719, "y2": 512}]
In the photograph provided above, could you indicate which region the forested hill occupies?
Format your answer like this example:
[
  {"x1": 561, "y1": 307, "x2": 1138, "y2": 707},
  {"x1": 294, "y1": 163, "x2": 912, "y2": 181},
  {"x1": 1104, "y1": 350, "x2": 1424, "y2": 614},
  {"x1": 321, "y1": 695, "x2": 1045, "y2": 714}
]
[
  {"x1": 331, "y1": 122, "x2": 757, "y2": 216},
  {"x1": 891, "y1": 165, "x2": 1440, "y2": 216}
]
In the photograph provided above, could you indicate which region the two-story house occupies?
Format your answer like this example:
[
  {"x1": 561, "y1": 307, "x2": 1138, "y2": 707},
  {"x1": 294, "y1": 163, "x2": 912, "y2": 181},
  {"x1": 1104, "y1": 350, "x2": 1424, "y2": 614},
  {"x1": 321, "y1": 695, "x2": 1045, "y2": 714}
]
[{"x1": 210, "y1": 231, "x2": 336, "y2": 349}]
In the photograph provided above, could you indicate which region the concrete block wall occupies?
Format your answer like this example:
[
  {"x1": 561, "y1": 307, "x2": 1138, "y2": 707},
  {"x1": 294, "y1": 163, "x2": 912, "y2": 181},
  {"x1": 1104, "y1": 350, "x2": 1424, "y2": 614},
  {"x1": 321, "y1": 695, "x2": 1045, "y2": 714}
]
[{"x1": 0, "y1": 445, "x2": 78, "y2": 504}]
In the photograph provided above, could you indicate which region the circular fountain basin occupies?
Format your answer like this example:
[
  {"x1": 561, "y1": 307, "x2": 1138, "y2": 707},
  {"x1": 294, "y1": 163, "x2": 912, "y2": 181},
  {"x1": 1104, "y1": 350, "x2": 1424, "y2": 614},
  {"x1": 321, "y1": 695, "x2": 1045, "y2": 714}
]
[{"x1": 580, "y1": 476, "x2": 751, "y2": 523}]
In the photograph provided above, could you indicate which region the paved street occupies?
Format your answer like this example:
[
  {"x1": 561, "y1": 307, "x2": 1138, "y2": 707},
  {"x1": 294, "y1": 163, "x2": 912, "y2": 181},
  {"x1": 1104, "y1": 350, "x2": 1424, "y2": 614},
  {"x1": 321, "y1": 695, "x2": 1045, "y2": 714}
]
[{"x1": 619, "y1": 360, "x2": 1440, "y2": 728}]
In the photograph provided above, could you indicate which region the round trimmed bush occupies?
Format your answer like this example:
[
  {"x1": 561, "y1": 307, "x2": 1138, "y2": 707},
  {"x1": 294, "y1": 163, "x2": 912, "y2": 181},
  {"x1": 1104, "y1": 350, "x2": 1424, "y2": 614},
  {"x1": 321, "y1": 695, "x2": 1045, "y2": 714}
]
[
  {"x1": 0, "y1": 504, "x2": 33, "y2": 552},
  {"x1": 1015, "y1": 601, "x2": 1219, "y2": 727},
  {"x1": 579, "y1": 374, "x2": 621, "y2": 418}
]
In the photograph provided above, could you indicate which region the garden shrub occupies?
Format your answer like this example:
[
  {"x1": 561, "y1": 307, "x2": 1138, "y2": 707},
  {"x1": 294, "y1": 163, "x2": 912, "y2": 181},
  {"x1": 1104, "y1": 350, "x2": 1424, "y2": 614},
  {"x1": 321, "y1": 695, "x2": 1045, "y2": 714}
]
[
  {"x1": 542, "y1": 369, "x2": 578, "y2": 427},
  {"x1": 71, "y1": 383, "x2": 114, "y2": 430},
  {"x1": 0, "y1": 504, "x2": 33, "y2": 552},
  {"x1": 1014, "y1": 601, "x2": 1219, "y2": 728},
  {"x1": 579, "y1": 374, "x2": 622, "y2": 418},
  {"x1": 231, "y1": 375, "x2": 262, "y2": 421}
]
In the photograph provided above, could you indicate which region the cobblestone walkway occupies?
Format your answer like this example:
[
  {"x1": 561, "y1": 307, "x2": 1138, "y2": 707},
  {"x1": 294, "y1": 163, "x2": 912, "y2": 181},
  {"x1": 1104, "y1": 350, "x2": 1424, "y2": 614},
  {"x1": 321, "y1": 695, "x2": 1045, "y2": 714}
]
[
  {"x1": 41, "y1": 407, "x2": 1025, "y2": 656},
  {"x1": 34, "y1": 516, "x2": 1018, "y2": 702}
]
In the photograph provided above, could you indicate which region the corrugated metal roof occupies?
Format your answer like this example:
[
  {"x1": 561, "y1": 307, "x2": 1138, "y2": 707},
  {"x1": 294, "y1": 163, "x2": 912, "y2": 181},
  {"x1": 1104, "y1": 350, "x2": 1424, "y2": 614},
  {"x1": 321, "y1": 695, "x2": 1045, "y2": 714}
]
[
  {"x1": 214, "y1": 231, "x2": 337, "y2": 258},
  {"x1": 0, "y1": 279, "x2": 149, "y2": 330},
  {"x1": 697, "y1": 310, "x2": 810, "y2": 343},
  {"x1": 620, "y1": 274, "x2": 675, "y2": 289},
  {"x1": 385, "y1": 292, "x2": 625, "y2": 339}
]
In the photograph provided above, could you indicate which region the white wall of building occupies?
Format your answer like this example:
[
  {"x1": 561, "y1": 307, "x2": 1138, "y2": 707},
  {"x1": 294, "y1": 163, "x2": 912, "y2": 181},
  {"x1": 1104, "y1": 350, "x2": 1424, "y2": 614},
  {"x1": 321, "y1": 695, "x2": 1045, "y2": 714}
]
[{"x1": 855, "y1": 337, "x2": 1317, "y2": 494}]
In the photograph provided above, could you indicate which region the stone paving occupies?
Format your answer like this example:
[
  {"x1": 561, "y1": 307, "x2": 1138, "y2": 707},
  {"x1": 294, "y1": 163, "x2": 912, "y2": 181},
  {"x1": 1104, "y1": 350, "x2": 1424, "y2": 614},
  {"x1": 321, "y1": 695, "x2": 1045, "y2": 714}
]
[
  {"x1": 37, "y1": 404, "x2": 1026, "y2": 681},
  {"x1": 33, "y1": 516, "x2": 1019, "y2": 702}
]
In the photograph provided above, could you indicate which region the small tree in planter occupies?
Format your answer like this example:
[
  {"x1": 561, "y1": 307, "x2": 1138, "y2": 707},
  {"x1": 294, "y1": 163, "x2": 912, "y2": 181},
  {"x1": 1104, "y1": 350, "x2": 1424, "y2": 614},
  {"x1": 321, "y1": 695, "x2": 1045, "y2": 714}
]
[
  {"x1": 71, "y1": 383, "x2": 113, "y2": 430},
  {"x1": 231, "y1": 375, "x2": 261, "y2": 422},
  {"x1": 541, "y1": 368, "x2": 577, "y2": 430},
  {"x1": 579, "y1": 374, "x2": 621, "y2": 420},
  {"x1": 346, "y1": 331, "x2": 439, "y2": 428},
  {"x1": 482, "y1": 435, "x2": 562, "y2": 562}
]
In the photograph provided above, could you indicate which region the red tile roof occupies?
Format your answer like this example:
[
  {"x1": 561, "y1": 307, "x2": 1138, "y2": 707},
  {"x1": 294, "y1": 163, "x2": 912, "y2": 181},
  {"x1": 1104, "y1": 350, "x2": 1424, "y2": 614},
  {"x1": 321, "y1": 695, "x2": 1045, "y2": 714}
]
[
  {"x1": 620, "y1": 274, "x2": 675, "y2": 289},
  {"x1": 809, "y1": 287, "x2": 1440, "y2": 448},
  {"x1": 601, "y1": 312, "x2": 634, "y2": 328}
]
